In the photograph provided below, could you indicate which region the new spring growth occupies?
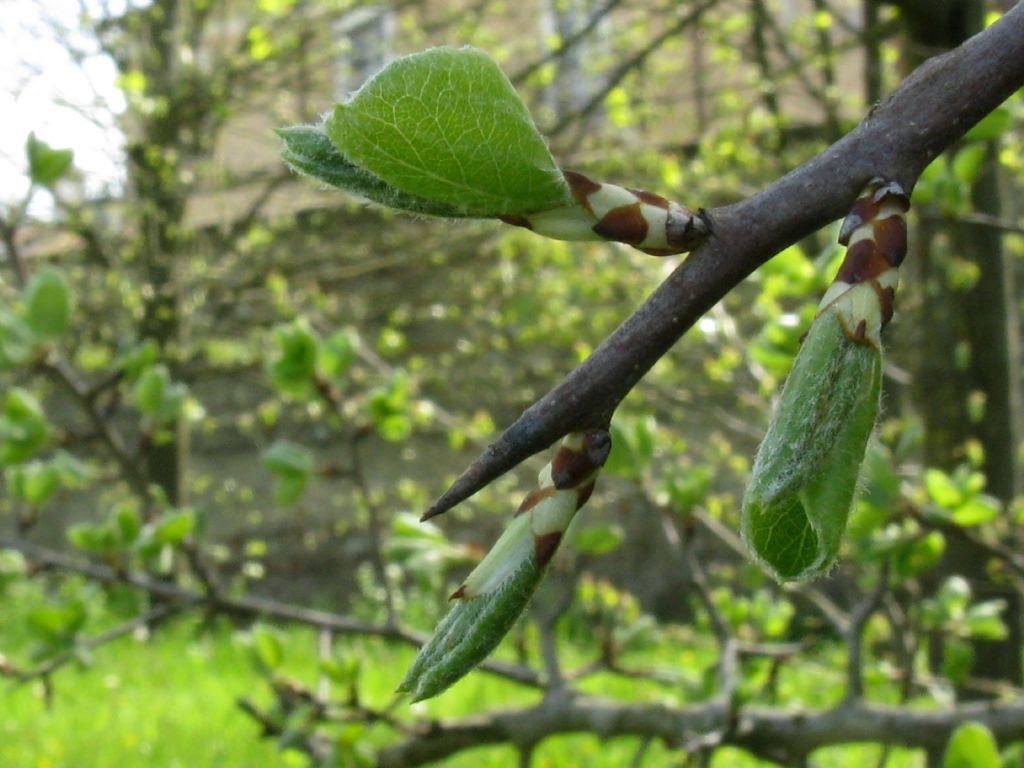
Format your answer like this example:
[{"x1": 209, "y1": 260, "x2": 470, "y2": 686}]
[
  {"x1": 398, "y1": 429, "x2": 611, "y2": 702},
  {"x1": 742, "y1": 178, "x2": 909, "y2": 582},
  {"x1": 278, "y1": 47, "x2": 708, "y2": 256}
]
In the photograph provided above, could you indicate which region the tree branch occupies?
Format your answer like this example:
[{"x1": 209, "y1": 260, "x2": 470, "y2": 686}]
[
  {"x1": 377, "y1": 695, "x2": 1024, "y2": 768},
  {"x1": 423, "y1": 3, "x2": 1024, "y2": 520}
]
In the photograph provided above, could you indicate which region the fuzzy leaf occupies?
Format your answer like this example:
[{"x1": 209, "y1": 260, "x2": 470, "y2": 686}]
[
  {"x1": 325, "y1": 46, "x2": 571, "y2": 217},
  {"x1": 398, "y1": 536, "x2": 544, "y2": 702},
  {"x1": 742, "y1": 313, "x2": 881, "y2": 581},
  {"x1": 278, "y1": 125, "x2": 467, "y2": 217}
]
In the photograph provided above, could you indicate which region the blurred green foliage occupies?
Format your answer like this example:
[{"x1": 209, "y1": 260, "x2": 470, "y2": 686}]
[{"x1": 1, "y1": 0, "x2": 1023, "y2": 766}]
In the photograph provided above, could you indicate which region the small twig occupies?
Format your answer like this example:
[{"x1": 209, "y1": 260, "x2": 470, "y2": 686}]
[
  {"x1": 881, "y1": 593, "x2": 917, "y2": 701},
  {"x1": 546, "y1": 0, "x2": 718, "y2": 139},
  {"x1": 41, "y1": 358, "x2": 150, "y2": 497},
  {"x1": 919, "y1": 210, "x2": 1024, "y2": 236},
  {"x1": 237, "y1": 696, "x2": 333, "y2": 762},
  {"x1": 1, "y1": 602, "x2": 188, "y2": 684},
  {"x1": 628, "y1": 735, "x2": 653, "y2": 768},
  {"x1": 511, "y1": 0, "x2": 624, "y2": 85},
  {"x1": 691, "y1": 507, "x2": 850, "y2": 635},
  {"x1": 844, "y1": 561, "x2": 890, "y2": 701},
  {"x1": 0, "y1": 194, "x2": 34, "y2": 287},
  {"x1": 315, "y1": 365, "x2": 398, "y2": 625},
  {"x1": 3, "y1": 537, "x2": 543, "y2": 689},
  {"x1": 907, "y1": 504, "x2": 1024, "y2": 583}
]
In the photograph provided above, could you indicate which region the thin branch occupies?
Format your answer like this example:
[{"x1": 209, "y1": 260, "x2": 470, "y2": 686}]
[
  {"x1": 511, "y1": 0, "x2": 624, "y2": 85},
  {"x1": 41, "y1": 358, "x2": 150, "y2": 496},
  {"x1": 691, "y1": 507, "x2": 850, "y2": 635},
  {"x1": 546, "y1": 0, "x2": 718, "y2": 139},
  {"x1": 920, "y1": 210, "x2": 1024, "y2": 236},
  {"x1": 844, "y1": 561, "x2": 890, "y2": 701},
  {"x1": 1, "y1": 603, "x2": 189, "y2": 684},
  {"x1": 907, "y1": 504, "x2": 1024, "y2": 583},
  {"x1": 1, "y1": 537, "x2": 543, "y2": 689},
  {"x1": 0, "y1": 202, "x2": 33, "y2": 287},
  {"x1": 422, "y1": 5, "x2": 1024, "y2": 520}
]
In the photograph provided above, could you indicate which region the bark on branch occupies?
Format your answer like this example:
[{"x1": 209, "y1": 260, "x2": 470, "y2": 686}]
[
  {"x1": 377, "y1": 695, "x2": 1024, "y2": 767},
  {"x1": 424, "y1": 2, "x2": 1024, "y2": 520}
]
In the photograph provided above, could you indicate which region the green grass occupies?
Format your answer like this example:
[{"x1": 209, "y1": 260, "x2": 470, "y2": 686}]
[{"x1": 0, "y1": 580, "x2": 925, "y2": 767}]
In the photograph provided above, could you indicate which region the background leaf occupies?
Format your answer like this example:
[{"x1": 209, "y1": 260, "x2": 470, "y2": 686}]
[{"x1": 943, "y1": 722, "x2": 1002, "y2": 768}]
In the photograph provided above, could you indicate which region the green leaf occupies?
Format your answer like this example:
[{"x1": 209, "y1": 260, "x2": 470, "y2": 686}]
[
  {"x1": 263, "y1": 440, "x2": 314, "y2": 477},
  {"x1": 319, "y1": 328, "x2": 358, "y2": 379},
  {"x1": 605, "y1": 415, "x2": 657, "y2": 478},
  {"x1": 68, "y1": 521, "x2": 120, "y2": 554},
  {"x1": 572, "y1": 524, "x2": 624, "y2": 555},
  {"x1": 951, "y1": 496, "x2": 1000, "y2": 527},
  {"x1": 399, "y1": 540, "x2": 544, "y2": 702},
  {"x1": 941, "y1": 637, "x2": 974, "y2": 684},
  {"x1": 26, "y1": 133, "x2": 74, "y2": 186},
  {"x1": 367, "y1": 372, "x2": 411, "y2": 442},
  {"x1": 0, "y1": 549, "x2": 28, "y2": 593},
  {"x1": 278, "y1": 125, "x2": 467, "y2": 217},
  {"x1": 322, "y1": 656, "x2": 361, "y2": 687},
  {"x1": 325, "y1": 46, "x2": 571, "y2": 217},
  {"x1": 263, "y1": 441, "x2": 314, "y2": 505},
  {"x1": 943, "y1": 722, "x2": 1001, "y2": 768},
  {"x1": 660, "y1": 465, "x2": 712, "y2": 515},
  {"x1": 0, "y1": 310, "x2": 35, "y2": 368},
  {"x1": 250, "y1": 626, "x2": 284, "y2": 674},
  {"x1": 925, "y1": 468, "x2": 963, "y2": 508},
  {"x1": 893, "y1": 530, "x2": 945, "y2": 577},
  {"x1": 266, "y1": 319, "x2": 319, "y2": 395},
  {"x1": 6, "y1": 460, "x2": 61, "y2": 505},
  {"x1": 114, "y1": 504, "x2": 142, "y2": 544},
  {"x1": 27, "y1": 599, "x2": 86, "y2": 642},
  {"x1": 133, "y1": 365, "x2": 187, "y2": 424},
  {"x1": 742, "y1": 313, "x2": 881, "y2": 581},
  {"x1": 147, "y1": 509, "x2": 195, "y2": 546},
  {"x1": 117, "y1": 339, "x2": 160, "y2": 380},
  {"x1": 0, "y1": 388, "x2": 50, "y2": 465},
  {"x1": 23, "y1": 268, "x2": 71, "y2": 339},
  {"x1": 965, "y1": 600, "x2": 1008, "y2": 641}
]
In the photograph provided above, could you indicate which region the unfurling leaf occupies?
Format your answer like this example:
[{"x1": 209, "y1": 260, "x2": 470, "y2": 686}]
[
  {"x1": 399, "y1": 429, "x2": 611, "y2": 702},
  {"x1": 278, "y1": 124, "x2": 466, "y2": 218},
  {"x1": 325, "y1": 47, "x2": 571, "y2": 217},
  {"x1": 280, "y1": 47, "x2": 707, "y2": 255},
  {"x1": 741, "y1": 314, "x2": 881, "y2": 580},
  {"x1": 742, "y1": 178, "x2": 909, "y2": 581}
]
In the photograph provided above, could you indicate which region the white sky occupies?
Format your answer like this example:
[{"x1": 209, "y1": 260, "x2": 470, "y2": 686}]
[{"x1": 0, "y1": 0, "x2": 127, "y2": 211}]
